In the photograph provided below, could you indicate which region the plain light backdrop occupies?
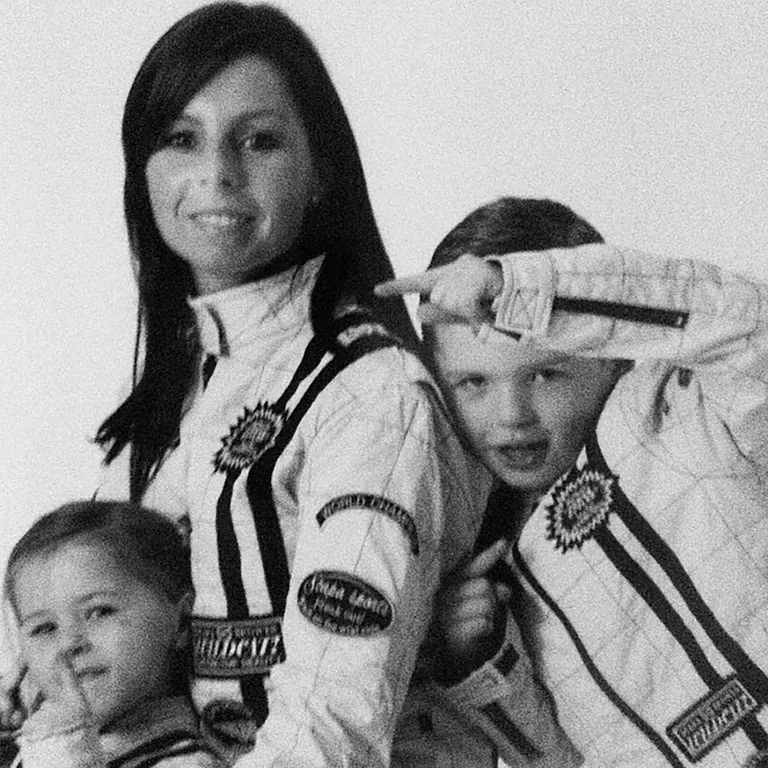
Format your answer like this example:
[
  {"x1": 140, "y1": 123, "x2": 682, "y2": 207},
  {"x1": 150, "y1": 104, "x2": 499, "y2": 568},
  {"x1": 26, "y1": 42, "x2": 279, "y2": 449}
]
[{"x1": 2, "y1": 0, "x2": 767, "y2": 568}]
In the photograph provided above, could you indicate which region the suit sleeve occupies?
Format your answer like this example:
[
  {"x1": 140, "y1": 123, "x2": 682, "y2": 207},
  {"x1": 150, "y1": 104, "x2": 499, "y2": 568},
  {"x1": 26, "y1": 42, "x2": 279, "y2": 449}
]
[
  {"x1": 490, "y1": 243, "x2": 768, "y2": 460},
  {"x1": 235, "y1": 368, "x2": 484, "y2": 767},
  {"x1": 17, "y1": 723, "x2": 105, "y2": 768}
]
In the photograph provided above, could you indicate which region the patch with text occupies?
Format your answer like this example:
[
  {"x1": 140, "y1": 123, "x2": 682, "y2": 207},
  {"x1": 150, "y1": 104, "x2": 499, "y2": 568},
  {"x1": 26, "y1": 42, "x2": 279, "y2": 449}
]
[
  {"x1": 316, "y1": 494, "x2": 419, "y2": 555},
  {"x1": 192, "y1": 615, "x2": 285, "y2": 677},
  {"x1": 214, "y1": 402, "x2": 287, "y2": 472},
  {"x1": 297, "y1": 570, "x2": 393, "y2": 636},
  {"x1": 667, "y1": 677, "x2": 759, "y2": 762},
  {"x1": 546, "y1": 465, "x2": 615, "y2": 553}
]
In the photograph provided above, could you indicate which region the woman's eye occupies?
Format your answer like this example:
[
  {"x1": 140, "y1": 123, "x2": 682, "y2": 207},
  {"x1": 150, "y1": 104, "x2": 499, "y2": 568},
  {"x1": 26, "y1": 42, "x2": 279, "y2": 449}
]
[
  {"x1": 28, "y1": 622, "x2": 56, "y2": 638},
  {"x1": 87, "y1": 604, "x2": 117, "y2": 621},
  {"x1": 456, "y1": 376, "x2": 487, "y2": 393},
  {"x1": 535, "y1": 368, "x2": 568, "y2": 383},
  {"x1": 161, "y1": 129, "x2": 196, "y2": 150},
  {"x1": 242, "y1": 131, "x2": 281, "y2": 152}
]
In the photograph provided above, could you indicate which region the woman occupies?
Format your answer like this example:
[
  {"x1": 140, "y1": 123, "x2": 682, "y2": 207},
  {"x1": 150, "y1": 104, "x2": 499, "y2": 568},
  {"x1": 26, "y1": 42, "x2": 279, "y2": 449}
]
[{"x1": 93, "y1": 4, "x2": 489, "y2": 766}]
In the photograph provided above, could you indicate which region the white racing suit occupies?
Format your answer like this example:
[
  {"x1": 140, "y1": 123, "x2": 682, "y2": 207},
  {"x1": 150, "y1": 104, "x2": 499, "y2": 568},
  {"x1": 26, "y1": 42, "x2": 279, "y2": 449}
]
[
  {"x1": 17, "y1": 695, "x2": 223, "y2": 768},
  {"x1": 442, "y1": 244, "x2": 768, "y2": 767},
  {"x1": 99, "y1": 255, "x2": 495, "y2": 767}
]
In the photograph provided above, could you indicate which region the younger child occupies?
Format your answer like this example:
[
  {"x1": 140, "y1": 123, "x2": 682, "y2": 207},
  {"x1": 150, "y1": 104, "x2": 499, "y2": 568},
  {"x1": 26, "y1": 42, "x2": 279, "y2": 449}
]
[
  {"x1": 3, "y1": 500, "x2": 222, "y2": 767},
  {"x1": 377, "y1": 198, "x2": 768, "y2": 767}
]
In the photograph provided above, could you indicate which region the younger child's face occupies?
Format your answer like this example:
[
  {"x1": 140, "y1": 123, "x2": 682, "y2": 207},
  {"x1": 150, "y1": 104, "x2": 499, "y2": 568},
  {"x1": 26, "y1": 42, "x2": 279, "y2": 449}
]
[
  {"x1": 14, "y1": 539, "x2": 186, "y2": 729},
  {"x1": 433, "y1": 323, "x2": 619, "y2": 504}
]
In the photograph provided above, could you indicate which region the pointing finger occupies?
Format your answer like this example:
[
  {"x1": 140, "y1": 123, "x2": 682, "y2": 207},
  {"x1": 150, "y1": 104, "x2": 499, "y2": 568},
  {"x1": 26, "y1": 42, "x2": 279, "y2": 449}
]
[
  {"x1": 464, "y1": 539, "x2": 509, "y2": 579},
  {"x1": 416, "y1": 302, "x2": 468, "y2": 326},
  {"x1": 53, "y1": 653, "x2": 88, "y2": 710},
  {"x1": 373, "y1": 270, "x2": 442, "y2": 298}
]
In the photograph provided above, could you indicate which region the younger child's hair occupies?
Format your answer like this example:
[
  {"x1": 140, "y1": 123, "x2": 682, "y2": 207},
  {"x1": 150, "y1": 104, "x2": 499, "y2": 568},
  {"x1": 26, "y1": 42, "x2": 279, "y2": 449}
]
[{"x1": 4, "y1": 500, "x2": 191, "y2": 611}]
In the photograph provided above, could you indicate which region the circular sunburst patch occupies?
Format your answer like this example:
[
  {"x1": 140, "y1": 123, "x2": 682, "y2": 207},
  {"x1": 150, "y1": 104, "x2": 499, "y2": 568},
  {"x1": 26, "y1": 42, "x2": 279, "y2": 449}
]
[
  {"x1": 546, "y1": 466, "x2": 615, "y2": 553},
  {"x1": 214, "y1": 402, "x2": 287, "y2": 473}
]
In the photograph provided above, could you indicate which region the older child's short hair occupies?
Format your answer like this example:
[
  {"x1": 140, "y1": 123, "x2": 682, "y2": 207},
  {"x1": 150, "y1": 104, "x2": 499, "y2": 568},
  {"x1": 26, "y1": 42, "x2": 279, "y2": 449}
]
[
  {"x1": 422, "y1": 198, "x2": 604, "y2": 362},
  {"x1": 4, "y1": 500, "x2": 190, "y2": 611},
  {"x1": 430, "y1": 197, "x2": 603, "y2": 269}
]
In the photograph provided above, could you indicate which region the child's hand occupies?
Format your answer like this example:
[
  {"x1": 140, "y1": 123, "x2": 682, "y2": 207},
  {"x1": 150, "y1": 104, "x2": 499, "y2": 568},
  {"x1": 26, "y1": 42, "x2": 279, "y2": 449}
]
[
  {"x1": 0, "y1": 665, "x2": 26, "y2": 736},
  {"x1": 21, "y1": 653, "x2": 92, "y2": 740},
  {"x1": 435, "y1": 540, "x2": 512, "y2": 683},
  {"x1": 17, "y1": 654, "x2": 105, "y2": 768},
  {"x1": 374, "y1": 254, "x2": 504, "y2": 326}
]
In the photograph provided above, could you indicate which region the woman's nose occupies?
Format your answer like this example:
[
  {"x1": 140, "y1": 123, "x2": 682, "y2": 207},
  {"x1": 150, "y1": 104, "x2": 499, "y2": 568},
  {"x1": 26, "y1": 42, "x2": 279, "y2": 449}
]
[{"x1": 198, "y1": 142, "x2": 244, "y2": 190}]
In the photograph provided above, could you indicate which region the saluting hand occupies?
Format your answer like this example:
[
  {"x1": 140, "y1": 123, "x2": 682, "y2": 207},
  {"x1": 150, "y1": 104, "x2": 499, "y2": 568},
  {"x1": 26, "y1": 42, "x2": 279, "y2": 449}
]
[{"x1": 374, "y1": 254, "x2": 504, "y2": 327}]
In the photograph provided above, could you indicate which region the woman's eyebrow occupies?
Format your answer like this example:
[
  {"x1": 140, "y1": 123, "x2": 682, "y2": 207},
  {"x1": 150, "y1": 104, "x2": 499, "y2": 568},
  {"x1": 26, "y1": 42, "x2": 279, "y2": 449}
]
[
  {"x1": 176, "y1": 107, "x2": 286, "y2": 123},
  {"x1": 19, "y1": 609, "x2": 49, "y2": 625}
]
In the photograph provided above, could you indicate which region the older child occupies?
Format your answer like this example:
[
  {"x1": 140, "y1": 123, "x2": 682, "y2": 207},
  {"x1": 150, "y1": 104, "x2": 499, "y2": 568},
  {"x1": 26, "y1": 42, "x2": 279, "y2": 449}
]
[
  {"x1": 377, "y1": 197, "x2": 768, "y2": 767},
  {"x1": 4, "y1": 500, "x2": 222, "y2": 768},
  {"x1": 92, "y1": 3, "x2": 489, "y2": 766}
]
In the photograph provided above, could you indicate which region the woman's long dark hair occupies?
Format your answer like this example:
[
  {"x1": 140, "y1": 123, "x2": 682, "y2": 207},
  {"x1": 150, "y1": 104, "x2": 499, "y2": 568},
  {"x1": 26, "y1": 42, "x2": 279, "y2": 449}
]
[{"x1": 96, "y1": 2, "x2": 416, "y2": 499}]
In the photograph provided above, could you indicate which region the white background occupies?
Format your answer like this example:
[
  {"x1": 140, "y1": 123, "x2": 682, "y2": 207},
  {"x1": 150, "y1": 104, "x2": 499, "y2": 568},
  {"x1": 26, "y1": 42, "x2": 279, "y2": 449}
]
[{"x1": 1, "y1": 0, "x2": 767, "y2": 565}]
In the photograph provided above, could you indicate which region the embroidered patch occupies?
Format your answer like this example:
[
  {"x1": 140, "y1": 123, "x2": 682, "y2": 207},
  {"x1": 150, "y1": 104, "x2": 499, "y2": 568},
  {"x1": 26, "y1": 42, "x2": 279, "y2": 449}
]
[
  {"x1": 192, "y1": 615, "x2": 285, "y2": 677},
  {"x1": 546, "y1": 465, "x2": 615, "y2": 552},
  {"x1": 214, "y1": 402, "x2": 287, "y2": 472},
  {"x1": 316, "y1": 494, "x2": 419, "y2": 555},
  {"x1": 667, "y1": 677, "x2": 759, "y2": 763},
  {"x1": 297, "y1": 570, "x2": 393, "y2": 636}
]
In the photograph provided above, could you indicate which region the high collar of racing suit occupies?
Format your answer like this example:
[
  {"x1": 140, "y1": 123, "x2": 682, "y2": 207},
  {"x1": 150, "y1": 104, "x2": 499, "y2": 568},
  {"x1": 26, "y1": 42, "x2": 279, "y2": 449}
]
[{"x1": 188, "y1": 254, "x2": 324, "y2": 359}]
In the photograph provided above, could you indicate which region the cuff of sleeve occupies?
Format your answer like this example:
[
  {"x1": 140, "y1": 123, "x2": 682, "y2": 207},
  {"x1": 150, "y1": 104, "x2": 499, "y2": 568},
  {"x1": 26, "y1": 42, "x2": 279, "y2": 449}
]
[
  {"x1": 19, "y1": 724, "x2": 105, "y2": 768},
  {"x1": 442, "y1": 612, "x2": 527, "y2": 709},
  {"x1": 488, "y1": 253, "x2": 556, "y2": 339},
  {"x1": 435, "y1": 615, "x2": 583, "y2": 767}
]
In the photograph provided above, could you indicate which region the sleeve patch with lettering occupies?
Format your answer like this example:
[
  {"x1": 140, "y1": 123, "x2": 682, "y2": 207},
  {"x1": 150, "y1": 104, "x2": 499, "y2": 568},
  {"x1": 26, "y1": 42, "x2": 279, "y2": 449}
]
[
  {"x1": 666, "y1": 676, "x2": 759, "y2": 762},
  {"x1": 297, "y1": 570, "x2": 394, "y2": 636},
  {"x1": 316, "y1": 493, "x2": 420, "y2": 555}
]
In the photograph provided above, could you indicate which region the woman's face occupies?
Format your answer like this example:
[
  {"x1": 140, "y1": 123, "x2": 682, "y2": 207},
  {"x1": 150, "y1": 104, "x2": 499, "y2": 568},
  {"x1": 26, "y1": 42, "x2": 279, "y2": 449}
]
[{"x1": 145, "y1": 55, "x2": 320, "y2": 295}]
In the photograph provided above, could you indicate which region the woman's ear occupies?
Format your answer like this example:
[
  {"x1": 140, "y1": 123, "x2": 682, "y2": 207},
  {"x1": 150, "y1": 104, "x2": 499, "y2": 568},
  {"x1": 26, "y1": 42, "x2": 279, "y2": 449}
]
[
  {"x1": 309, "y1": 175, "x2": 324, "y2": 208},
  {"x1": 173, "y1": 591, "x2": 194, "y2": 651}
]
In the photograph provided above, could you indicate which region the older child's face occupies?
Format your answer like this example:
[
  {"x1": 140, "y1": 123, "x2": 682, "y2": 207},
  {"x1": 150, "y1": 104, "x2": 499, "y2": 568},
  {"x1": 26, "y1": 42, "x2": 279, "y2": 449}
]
[
  {"x1": 14, "y1": 539, "x2": 185, "y2": 729},
  {"x1": 145, "y1": 55, "x2": 319, "y2": 295},
  {"x1": 433, "y1": 323, "x2": 619, "y2": 504}
]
